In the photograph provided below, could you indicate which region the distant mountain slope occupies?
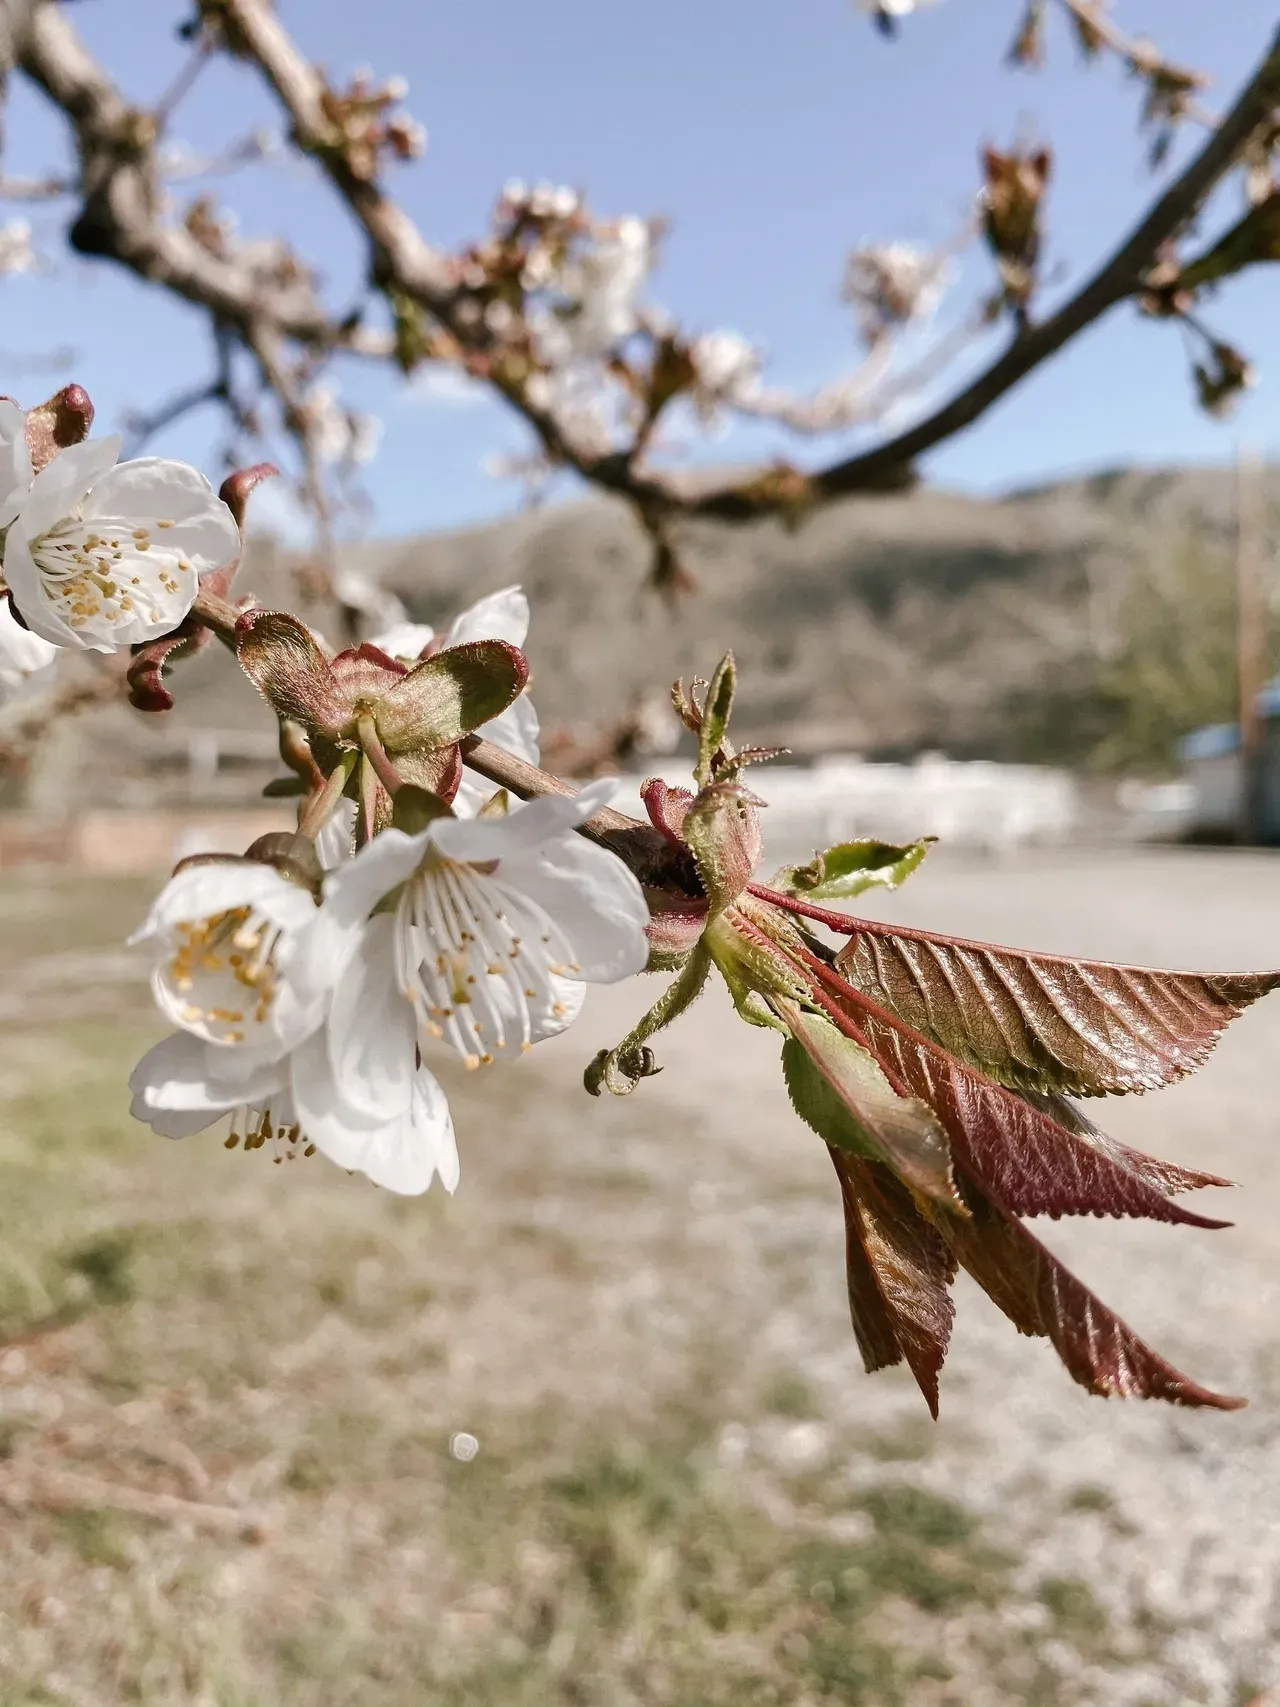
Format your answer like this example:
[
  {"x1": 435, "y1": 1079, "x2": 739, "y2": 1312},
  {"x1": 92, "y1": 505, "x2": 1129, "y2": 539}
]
[
  {"x1": 331, "y1": 462, "x2": 1257, "y2": 759},
  {"x1": 30, "y1": 461, "x2": 1264, "y2": 806}
]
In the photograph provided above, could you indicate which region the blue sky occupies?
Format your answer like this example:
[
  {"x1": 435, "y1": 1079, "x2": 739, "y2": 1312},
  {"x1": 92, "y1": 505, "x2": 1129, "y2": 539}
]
[{"x1": 1, "y1": 0, "x2": 1275, "y2": 537}]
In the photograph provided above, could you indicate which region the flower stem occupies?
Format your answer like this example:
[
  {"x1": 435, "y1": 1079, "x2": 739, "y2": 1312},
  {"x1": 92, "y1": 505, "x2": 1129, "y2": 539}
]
[
  {"x1": 357, "y1": 753, "x2": 380, "y2": 850},
  {"x1": 297, "y1": 749, "x2": 357, "y2": 839},
  {"x1": 356, "y1": 714, "x2": 404, "y2": 797}
]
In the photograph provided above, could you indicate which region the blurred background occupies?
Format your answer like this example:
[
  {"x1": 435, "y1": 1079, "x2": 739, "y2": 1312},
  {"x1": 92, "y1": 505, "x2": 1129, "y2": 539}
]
[{"x1": 1, "y1": 2, "x2": 1279, "y2": 1704}]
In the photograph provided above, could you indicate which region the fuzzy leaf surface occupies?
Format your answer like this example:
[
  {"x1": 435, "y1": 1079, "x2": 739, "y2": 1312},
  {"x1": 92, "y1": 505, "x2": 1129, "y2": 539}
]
[
  {"x1": 828, "y1": 1148, "x2": 956, "y2": 1418},
  {"x1": 779, "y1": 1002, "x2": 959, "y2": 1210},
  {"x1": 937, "y1": 1181, "x2": 1245, "y2": 1409},
  {"x1": 236, "y1": 612, "x2": 347, "y2": 734},
  {"x1": 836, "y1": 919, "x2": 1280, "y2": 1095},
  {"x1": 696, "y1": 651, "x2": 736, "y2": 785},
  {"x1": 1018, "y1": 1089, "x2": 1234, "y2": 1198},
  {"x1": 846, "y1": 997, "x2": 1229, "y2": 1229},
  {"x1": 682, "y1": 781, "x2": 762, "y2": 912},
  {"x1": 641, "y1": 778, "x2": 695, "y2": 846},
  {"x1": 373, "y1": 640, "x2": 528, "y2": 753},
  {"x1": 772, "y1": 838, "x2": 931, "y2": 902}
]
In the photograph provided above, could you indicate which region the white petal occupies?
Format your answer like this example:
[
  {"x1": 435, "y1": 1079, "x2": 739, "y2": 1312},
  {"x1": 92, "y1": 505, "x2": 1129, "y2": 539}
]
[
  {"x1": 83, "y1": 458, "x2": 240, "y2": 574},
  {"x1": 130, "y1": 1095, "x2": 218, "y2": 1140},
  {"x1": 499, "y1": 833, "x2": 650, "y2": 983},
  {"x1": 370, "y1": 620, "x2": 434, "y2": 659},
  {"x1": 482, "y1": 691, "x2": 540, "y2": 764},
  {"x1": 0, "y1": 400, "x2": 33, "y2": 528},
  {"x1": 290, "y1": 1030, "x2": 456, "y2": 1195},
  {"x1": 321, "y1": 829, "x2": 425, "y2": 928},
  {"x1": 422, "y1": 1073, "x2": 461, "y2": 1192},
  {"x1": 0, "y1": 530, "x2": 79, "y2": 647},
  {"x1": 292, "y1": 827, "x2": 425, "y2": 1001},
  {"x1": 485, "y1": 970, "x2": 585, "y2": 1054},
  {"x1": 324, "y1": 915, "x2": 417, "y2": 1120},
  {"x1": 72, "y1": 558, "x2": 192, "y2": 649},
  {"x1": 530, "y1": 973, "x2": 587, "y2": 1042},
  {"x1": 129, "y1": 860, "x2": 315, "y2": 948},
  {"x1": 445, "y1": 585, "x2": 529, "y2": 649},
  {"x1": 129, "y1": 1030, "x2": 288, "y2": 1114},
  {"x1": 429, "y1": 778, "x2": 617, "y2": 864},
  {"x1": 315, "y1": 798, "x2": 357, "y2": 869},
  {"x1": 18, "y1": 434, "x2": 120, "y2": 536},
  {"x1": 0, "y1": 600, "x2": 58, "y2": 689}
]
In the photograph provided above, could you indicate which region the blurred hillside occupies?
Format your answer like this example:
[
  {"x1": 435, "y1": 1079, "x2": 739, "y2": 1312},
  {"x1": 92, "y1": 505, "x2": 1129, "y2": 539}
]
[{"x1": 15, "y1": 460, "x2": 1275, "y2": 808}]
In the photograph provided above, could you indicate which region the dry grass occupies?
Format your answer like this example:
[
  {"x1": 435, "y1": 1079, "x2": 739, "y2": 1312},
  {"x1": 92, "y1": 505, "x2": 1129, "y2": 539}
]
[{"x1": 0, "y1": 860, "x2": 1277, "y2": 1705}]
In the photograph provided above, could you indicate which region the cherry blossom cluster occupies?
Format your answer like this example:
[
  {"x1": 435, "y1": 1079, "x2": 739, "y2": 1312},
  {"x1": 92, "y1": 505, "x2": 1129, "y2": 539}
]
[{"x1": 129, "y1": 586, "x2": 649, "y2": 1194}]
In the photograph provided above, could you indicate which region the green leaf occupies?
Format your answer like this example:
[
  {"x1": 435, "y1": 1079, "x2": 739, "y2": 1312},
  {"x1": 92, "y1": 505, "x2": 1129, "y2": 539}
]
[
  {"x1": 695, "y1": 651, "x2": 736, "y2": 786},
  {"x1": 392, "y1": 785, "x2": 453, "y2": 834},
  {"x1": 772, "y1": 837, "x2": 931, "y2": 901},
  {"x1": 261, "y1": 774, "x2": 307, "y2": 798},
  {"x1": 373, "y1": 640, "x2": 529, "y2": 754},
  {"x1": 777, "y1": 1000, "x2": 959, "y2": 1211}
]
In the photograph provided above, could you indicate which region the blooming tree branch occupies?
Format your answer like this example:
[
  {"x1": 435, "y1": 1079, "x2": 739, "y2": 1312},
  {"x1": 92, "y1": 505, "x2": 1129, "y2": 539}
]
[
  {"x1": 0, "y1": 0, "x2": 1272, "y2": 581},
  {"x1": 0, "y1": 392, "x2": 1275, "y2": 1416}
]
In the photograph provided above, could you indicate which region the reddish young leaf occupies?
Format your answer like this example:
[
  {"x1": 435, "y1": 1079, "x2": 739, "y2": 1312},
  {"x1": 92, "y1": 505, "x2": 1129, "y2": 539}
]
[
  {"x1": 795, "y1": 949, "x2": 1229, "y2": 1229},
  {"x1": 834, "y1": 918, "x2": 1280, "y2": 1097},
  {"x1": 849, "y1": 998, "x2": 1230, "y2": 1230},
  {"x1": 218, "y1": 462, "x2": 280, "y2": 532},
  {"x1": 643, "y1": 888, "x2": 709, "y2": 961},
  {"x1": 1018, "y1": 1089, "x2": 1234, "y2": 1198},
  {"x1": 236, "y1": 611, "x2": 350, "y2": 735},
  {"x1": 641, "y1": 777, "x2": 695, "y2": 846},
  {"x1": 935, "y1": 1180, "x2": 1246, "y2": 1410},
  {"x1": 127, "y1": 622, "x2": 210, "y2": 712},
  {"x1": 828, "y1": 1147, "x2": 956, "y2": 1417},
  {"x1": 396, "y1": 743, "x2": 464, "y2": 804}
]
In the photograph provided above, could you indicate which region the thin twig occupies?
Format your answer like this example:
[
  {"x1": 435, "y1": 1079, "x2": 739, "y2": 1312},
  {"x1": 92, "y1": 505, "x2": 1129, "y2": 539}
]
[
  {"x1": 0, "y1": 1465, "x2": 267, "y2": 1539},
  {"x1": 153, "y1": 34, "x2": 212, "y2": 129}
]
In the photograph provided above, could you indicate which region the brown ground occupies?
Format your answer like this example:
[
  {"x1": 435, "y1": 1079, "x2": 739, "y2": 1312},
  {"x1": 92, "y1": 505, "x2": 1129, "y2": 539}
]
[{"x1": 0, "y1": 847, "x2": 1277, "y2": 1706}]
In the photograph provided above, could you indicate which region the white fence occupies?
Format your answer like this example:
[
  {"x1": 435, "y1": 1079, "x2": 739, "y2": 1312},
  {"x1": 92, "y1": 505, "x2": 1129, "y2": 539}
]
[{"x1": 613, "y1": 755, "x2": 1080, "y2": 859}]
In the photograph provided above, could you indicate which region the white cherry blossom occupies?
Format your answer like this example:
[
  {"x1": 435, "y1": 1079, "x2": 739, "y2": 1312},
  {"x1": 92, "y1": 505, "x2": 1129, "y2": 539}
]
[
  {"x1": 289, "y1": 782, "x2": 648, "y2": 1170},
  {"x1": 129, "y1": 1024, "x2": 460, "y2": 1196},
  {"x1": 0, "y1": 397, "x2": 33, "y2": 527},
  {"x1": 129, "y1": 859, "x2": 321, "y2": 1052},
  {"x1": 2, "y1": 438, "x2": 240, "y2": 652},
  {"x1": 0, "y1": 598, "x2": 58, "y2": 699},
  {"x1": 128, "y1": 857, "x2": 459, "y2": 1194}
]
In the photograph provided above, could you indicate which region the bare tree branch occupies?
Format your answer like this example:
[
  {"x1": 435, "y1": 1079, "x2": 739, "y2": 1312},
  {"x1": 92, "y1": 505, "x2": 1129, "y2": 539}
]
[
  {"x1": 19, "y1": 3, "x2": 335, "y2": 345},
  {"x1": 721, "y1": 26, "x2": 1280, "y2": 519},
  {"x1": 14, "y1": 0, "x2": 1280, "y2": 552}
]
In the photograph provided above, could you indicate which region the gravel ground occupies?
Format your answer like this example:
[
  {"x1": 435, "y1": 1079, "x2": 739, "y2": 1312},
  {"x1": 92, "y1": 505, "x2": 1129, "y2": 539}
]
[{"x1": 1, "y1": 848, "x2": 1277, "y2": 1704}]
